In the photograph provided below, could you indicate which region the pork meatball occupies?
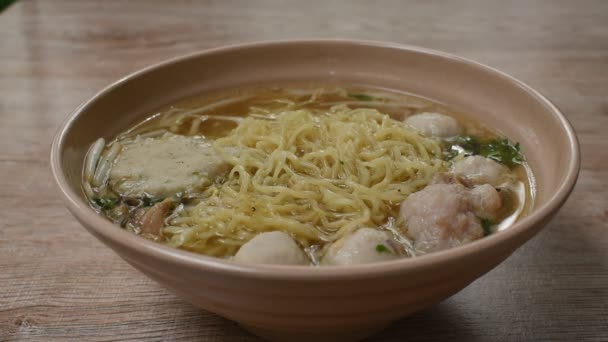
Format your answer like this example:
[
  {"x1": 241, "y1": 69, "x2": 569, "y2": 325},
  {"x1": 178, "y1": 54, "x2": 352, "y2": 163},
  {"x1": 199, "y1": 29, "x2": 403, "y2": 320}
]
[
  {"x1": 399, "y1": 184, "x2": 484, "y2": 253},
  {"x1": 323, "y1": 228, "x2": 399, "y2": 266},
  {"x1": 233, "y1": 231, "x2": 309, "y2": 265},
  {"x1": 452, "y1": 155, "x2": 509, "y2": 187},
  {"x1": 404, "y1": 112, "x2": 462, "y2": 138},
  {"x1": 470, "y1": 184, "x2": 503, "y2": 220}
]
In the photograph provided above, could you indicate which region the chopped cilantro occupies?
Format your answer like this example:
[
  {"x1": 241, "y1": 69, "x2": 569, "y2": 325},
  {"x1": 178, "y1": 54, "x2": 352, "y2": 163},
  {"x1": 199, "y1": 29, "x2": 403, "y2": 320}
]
[
  {"x1": 142, "y1": 196, "x2": 163, "y2": 207},
  {"x1": 442, "y1": 148, "x2": 459, "y2": 161},
  {"x1": 443, "y1": 135, "x2": 524, "y2": 167},
  {"x1": 348, "y1": 93, "x2": 375, "y2": 101},
  {"x1": 479, "y1": 138, "x2": 524, "y2": 167},
  {"x1": 93, "y1": 197, "x2": 119, "y2": 210},
  {"x1": 0, "y1": 0, "x2": 17, "y2": 12},
  {"x1": 480, "y1": 218, "x2": 493, "y2": 236},
  {"x1": 375, "y1": 244, "x2": 391, "y2": 253},
  {"x1": 444, "y1": 135, "x2": 479, "y2": 155}
]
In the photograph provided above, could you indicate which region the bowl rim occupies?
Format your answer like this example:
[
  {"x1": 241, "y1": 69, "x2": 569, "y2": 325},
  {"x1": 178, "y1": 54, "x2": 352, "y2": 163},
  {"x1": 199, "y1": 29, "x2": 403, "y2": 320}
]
[{"x1": 50, "y1": 39, "x2": 580, "y2": 280}]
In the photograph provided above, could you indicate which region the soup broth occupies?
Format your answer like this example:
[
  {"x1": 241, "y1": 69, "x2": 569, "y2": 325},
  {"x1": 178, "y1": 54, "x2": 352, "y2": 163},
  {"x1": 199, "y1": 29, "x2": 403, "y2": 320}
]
[{"x1": 82, "y1": 85, "x2": 534, "y2": 266}]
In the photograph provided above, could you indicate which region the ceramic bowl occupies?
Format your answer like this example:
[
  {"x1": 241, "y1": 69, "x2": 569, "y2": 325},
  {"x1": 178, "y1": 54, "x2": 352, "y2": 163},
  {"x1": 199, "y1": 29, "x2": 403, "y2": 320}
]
[{"x1": 51, "y1": 40, "x2": 579, "y2": 341}]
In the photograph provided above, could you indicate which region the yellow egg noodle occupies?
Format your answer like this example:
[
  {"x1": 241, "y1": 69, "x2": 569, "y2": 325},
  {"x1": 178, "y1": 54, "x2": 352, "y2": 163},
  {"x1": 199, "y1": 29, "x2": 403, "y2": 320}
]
[{"x1": 162, "y1": 105, "x2": 446, "y2": 257}]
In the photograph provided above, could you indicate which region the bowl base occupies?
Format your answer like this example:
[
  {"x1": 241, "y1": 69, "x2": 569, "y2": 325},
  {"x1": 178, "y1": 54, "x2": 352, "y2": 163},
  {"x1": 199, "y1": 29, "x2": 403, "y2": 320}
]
[{"x1": 240, "y1": 321, "x2": 391, "y2": 342}]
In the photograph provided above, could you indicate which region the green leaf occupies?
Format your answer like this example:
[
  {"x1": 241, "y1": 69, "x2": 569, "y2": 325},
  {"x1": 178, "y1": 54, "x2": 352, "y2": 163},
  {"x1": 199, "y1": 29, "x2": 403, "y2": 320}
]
[
  {"x1": 93, "y1": 197, "x2": 119, "y2": 210},
  {"x1": 348, "y1": 93, "x2": 375, "y2": 101},
  {"x1": 480, "y1": 218, "x2": 493, "y2": 236},
  {"x1": 442, "y1": 149, "x2": 459, "y2": 161},
  {"x1": 375, "y1": 244, "x2": 391, "y2": 253},
  {"x1": 142, "y1": 196, "x2": 164, "y2": 207},
  {"x1": 443, "y1": 135, "x2": 523, "y2": 167},
  {"x1": 442, "y1": 135, "x2": 480, "y2": 160},
  {"x1": 478, "y1": 138, "x2": 524, "y2": 167},
  {"x1": 0, "y1": 0, "x2": 17, "y2": 12},
  {"x1": 450, "y1": 135, "x2": 480, "y2": 152}
]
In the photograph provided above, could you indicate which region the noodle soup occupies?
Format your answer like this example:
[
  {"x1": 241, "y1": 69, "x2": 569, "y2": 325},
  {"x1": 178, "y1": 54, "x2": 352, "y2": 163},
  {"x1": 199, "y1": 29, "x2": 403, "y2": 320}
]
[{"x1": 82, "y1": 86, "x2": 534, "y2": 266}]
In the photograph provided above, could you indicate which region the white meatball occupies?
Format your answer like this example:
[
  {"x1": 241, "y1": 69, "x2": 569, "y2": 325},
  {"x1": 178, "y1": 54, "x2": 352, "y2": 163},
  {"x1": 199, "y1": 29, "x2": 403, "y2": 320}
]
[
  {"x1": 399, "y1": 184, "x2": 483, "y2": 254},
  {"x1": 404, "y1": 112, "x2": 462, "y2": 138},
  {"x1": 233, "y1": 231, "x2": 309, "y2": 265},
  {"x1": 452, "y1": 155, "x2": 509, "y2": 187},
  {"x1": 470, "y1": 184, "x2": 503, "y2": 220},
  {"x1": 323, "y1": 228, "x2": 400, "y2": 266}
]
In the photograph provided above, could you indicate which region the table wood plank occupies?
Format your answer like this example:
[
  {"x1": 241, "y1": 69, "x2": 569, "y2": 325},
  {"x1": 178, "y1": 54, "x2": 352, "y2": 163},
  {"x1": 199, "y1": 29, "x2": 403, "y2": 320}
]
[{"x1": 1, "y1": 1, "x2": 606, "y2": 341}]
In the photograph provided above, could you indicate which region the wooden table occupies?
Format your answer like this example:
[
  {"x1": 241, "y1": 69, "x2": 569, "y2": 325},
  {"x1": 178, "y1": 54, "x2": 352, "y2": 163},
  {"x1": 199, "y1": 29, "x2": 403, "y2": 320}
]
[{"x1": 1, "y1": 1, "x2": 606, "y2": 341}]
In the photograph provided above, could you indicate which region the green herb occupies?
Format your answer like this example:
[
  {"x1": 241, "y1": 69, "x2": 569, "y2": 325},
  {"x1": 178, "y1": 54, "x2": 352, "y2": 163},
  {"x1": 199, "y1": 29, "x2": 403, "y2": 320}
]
[
  {"x1": 442, "y1": 148, "x2": 460, "y2": 161},
  {"x1": 142, "y1": 196, "x2": 163, "y2": 207},
  {"x1": 479, "y1": 138, "x2": 523, "y2": 167},
  {"x1": 480, "y1": 218, "x2": 493, "y2": 236},
  {"x1": 443, "y1": 135, "x2": 523, "y2": 167},
  {"x1": 375, "y1": 244, "x2": 391, "y2": 253},
  {"x1": 348, "y1": 93, "x2": 375, "y2": 101},
  {"x1": 445, "y1": 136, "x2": 480, "y2": 154},
  {"x1": 0, "y1": 0, "x2": 17, "y2": 12},
  {"x1": 93, "y1": 197, "x2": 119, "y2": 210},
  {"x1": 442, "y1": 135, "x2": 479, "y2": 161}
]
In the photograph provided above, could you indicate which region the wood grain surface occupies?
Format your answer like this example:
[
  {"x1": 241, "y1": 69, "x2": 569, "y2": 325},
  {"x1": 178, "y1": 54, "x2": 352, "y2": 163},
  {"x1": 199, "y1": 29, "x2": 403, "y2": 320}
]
[{"x1": 1, "y1": 0, "x2": 607, "y2": 341}]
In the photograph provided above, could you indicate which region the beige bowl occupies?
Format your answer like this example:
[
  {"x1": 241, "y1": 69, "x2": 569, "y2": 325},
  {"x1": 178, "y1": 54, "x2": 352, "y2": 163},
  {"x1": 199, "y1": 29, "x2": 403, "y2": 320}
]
[{"x1": 50, "y1": 40, "x2": 579, "y2": 341}]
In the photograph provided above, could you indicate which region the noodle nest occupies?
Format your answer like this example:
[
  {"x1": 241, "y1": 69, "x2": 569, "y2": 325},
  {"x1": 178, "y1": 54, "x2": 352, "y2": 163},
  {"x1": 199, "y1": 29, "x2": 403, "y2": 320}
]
[{"x1": 163, "y1": 105, "x2": 446, "y2": 257}]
